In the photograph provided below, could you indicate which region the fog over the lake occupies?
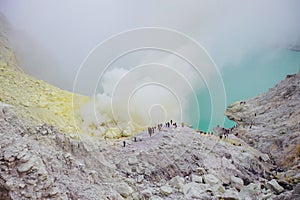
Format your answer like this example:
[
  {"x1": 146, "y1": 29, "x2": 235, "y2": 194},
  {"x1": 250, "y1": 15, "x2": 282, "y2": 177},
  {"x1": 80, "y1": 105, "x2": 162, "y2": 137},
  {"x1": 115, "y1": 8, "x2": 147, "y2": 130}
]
[{"x1": 1, "y1": 0, "x2": 300, "y2": 129}]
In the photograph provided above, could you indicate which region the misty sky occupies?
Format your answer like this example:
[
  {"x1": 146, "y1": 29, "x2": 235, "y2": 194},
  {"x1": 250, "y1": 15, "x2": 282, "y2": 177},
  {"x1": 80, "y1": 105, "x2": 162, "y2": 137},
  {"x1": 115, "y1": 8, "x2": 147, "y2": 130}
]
[{"x1": 1, "y1": 0, "x2": 300, "y2": 129}]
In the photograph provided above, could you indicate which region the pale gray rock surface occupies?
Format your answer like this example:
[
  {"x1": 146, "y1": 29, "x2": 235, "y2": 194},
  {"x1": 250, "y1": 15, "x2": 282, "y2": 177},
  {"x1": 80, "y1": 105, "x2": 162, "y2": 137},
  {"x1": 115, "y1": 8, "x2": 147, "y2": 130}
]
[
  {"x1": 267, "y1": 179, "x2": 285, "y2": 194},
  {"x1": 203, "y1": 174, "x2": 219, "y2": 186}
]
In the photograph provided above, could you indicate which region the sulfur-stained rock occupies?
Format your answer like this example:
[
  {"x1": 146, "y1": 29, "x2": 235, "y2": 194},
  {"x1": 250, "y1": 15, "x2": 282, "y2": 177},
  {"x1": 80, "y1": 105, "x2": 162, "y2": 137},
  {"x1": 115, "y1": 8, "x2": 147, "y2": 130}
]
[
  {"x1": 122, "y1": 126, "x2": 133, "y2": 137},
  {"x1": 105, "y1": 127, "x2": 122, "y2": 139},
  {"x1": 195, "y1": 167, "x2": 206, "y2": 175}
]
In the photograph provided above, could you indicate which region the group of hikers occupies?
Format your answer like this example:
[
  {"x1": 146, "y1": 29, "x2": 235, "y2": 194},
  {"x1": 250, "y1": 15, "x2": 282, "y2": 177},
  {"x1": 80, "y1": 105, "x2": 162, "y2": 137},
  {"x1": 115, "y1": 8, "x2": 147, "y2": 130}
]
[
  {"x1": 122, "y1": 119, "x2": 181, "y2": 147},
  {"x1": 145, "y1": 119, "x2": 241, "y2": 140},
  {"x1": 147, "y1": 119, "x2": 180, "y2": 137},
  {"x1": 122, "y1": 109, "x2": 259, "y2": 147},
  {"x1": 219, "y1": 127, "x2": 230, "y2": 139}
]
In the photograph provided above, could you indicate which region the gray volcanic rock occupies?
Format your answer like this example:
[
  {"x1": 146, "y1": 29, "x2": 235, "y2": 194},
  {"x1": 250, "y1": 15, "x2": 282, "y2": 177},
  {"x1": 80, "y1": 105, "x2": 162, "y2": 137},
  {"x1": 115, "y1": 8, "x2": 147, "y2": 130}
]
[
  {"x1": 225, "y1": 72, "x2": 300, "y2": 184},
  {"x1": 0, "y1": 102, "x2": 286, "y2": 199},
  {"x1": 267, "y1": 179, "x2": 285, "y2": 194}
]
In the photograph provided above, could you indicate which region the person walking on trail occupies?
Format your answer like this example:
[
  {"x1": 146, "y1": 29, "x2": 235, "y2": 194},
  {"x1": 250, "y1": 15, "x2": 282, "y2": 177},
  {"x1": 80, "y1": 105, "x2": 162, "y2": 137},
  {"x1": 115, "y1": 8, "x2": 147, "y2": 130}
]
[
  {"x1": 173, "y1": 123, "x2": 177, "y2": 128},
  {"x1": 224, "y1": 129, "x2": 229, "y2": 138},
  {"x1": 166, "y1": 122, "x2": 170, "y2": 128},
  {"x1": 148, "y1": 127, "x2": 152, "y2": 137}
]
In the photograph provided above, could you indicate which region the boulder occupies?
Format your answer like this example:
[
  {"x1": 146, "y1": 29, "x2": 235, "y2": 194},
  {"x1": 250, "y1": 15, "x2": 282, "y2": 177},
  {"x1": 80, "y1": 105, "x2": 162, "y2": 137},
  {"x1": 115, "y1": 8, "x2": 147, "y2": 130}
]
[
  {"x1": 291, "y1": 182, "x2": 300, "y2": 199},
  {"x1": 195, "y1": 167, "x2": 206, "y2": 175},
  {"x1": 136, "y1": 175, "x2": 143, "y2": 183},
  {"x1": 230, "y1": 175, "x2": 244, "y2": 190},
  {"x1": 222, "y1": 189, "x2": 240, "y2": 200},
  {"x1": 260, "y1": 154, "x2": 270, "y2": 162},
  {"x1": 160, "y1": 185, "x2": 173, "y2": 195},
  {"x1": 105, "y1": 127, "x2": 122, "y2": 139},
  {"x1": 17, "y1": 156, "x2": 37, "y2": 173},
  {"x1": 203, "y1": 174, "x2": 219, "y2": 186},
  {"x1": 141, "y1": 188, "x2": 153, "y2": 199},
  {"x1": 183, "y1": 182, "x2": 208, "y2": 197},
  {"x1": 128, "y1": 156, "x2": 138, "y2": 165},
  {"x1": 169, "y1": 176, "x2": 184, "y2": 190},
  {"x1": 149, "y1": 196, "x2": 163, "y2": 200},
  {"x1": 191, "y1": 174, "x2": 203, "y2": 183},
  {"x1": 260, "y1": 193, "x2": 272, "y2": 200},
  {"x1": 267, "y1": 179, "x2": 284, "y2": 194},
  {"x1": 114, "y1": 182, "x2": 134, "y2": 198},
  {"x1": 239, "y1": 183, "x2": 261, "y2": 199},
  {"x1": 122, "y1": 126, "x2": 132, "y2": 137},
  {"x1": 212, "y1": 184, "x2": 226, "y2": 195}
]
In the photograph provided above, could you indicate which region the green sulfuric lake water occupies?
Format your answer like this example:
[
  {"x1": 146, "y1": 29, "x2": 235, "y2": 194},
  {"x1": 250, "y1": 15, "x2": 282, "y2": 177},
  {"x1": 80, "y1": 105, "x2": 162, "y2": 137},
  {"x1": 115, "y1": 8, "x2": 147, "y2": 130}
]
[{"x1": 197, "y1": 48, "x2": 300, "y2": 131}]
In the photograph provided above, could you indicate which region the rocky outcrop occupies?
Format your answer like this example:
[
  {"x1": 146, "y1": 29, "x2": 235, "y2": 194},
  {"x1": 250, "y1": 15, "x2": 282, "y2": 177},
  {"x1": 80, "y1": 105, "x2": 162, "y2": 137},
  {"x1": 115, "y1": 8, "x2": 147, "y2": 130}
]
[
  {"x1": 225, "y1": 71, "x2": 300, "y2": 196},
  {"x1": 225, "y1": 73, "x2": 300, "y2": 166}
]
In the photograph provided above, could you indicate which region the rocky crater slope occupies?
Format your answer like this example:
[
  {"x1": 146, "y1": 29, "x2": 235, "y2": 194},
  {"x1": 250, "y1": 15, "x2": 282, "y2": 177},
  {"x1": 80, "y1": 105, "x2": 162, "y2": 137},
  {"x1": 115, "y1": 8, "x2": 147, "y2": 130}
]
[
  {"x1": 225, "y1": 72, "x2": 300, "y2": 183},
  {"x1": 0, "y1": 13, "x2": 89, "y2": 134},
  {"x1": 2, "y1": 102, "x2": 299, "y2": 200}
]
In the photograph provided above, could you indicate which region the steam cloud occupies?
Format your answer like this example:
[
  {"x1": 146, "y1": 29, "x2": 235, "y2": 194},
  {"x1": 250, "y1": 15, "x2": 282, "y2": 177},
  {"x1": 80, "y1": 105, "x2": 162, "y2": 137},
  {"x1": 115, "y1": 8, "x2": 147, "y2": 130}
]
[
  {"x1": 1, "y1": 0, "x2": 299, "y2": 90},
  {"x1": 74, "y1": 28, "x2": 224, "y2": 132},
  {"x1": 1, "y1": 0, "x2": 299, "y2": 133}
]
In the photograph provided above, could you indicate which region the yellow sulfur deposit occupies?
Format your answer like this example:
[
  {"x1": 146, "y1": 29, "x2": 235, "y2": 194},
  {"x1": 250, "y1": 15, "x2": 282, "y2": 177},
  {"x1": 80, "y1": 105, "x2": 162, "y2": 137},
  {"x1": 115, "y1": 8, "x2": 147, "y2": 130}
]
[
  {"x1": 0, "y1": 64, "x2": 90, "y2": 133},
  {"x1": 0, "y1": 37, "x2": 135, "y2": 138}
]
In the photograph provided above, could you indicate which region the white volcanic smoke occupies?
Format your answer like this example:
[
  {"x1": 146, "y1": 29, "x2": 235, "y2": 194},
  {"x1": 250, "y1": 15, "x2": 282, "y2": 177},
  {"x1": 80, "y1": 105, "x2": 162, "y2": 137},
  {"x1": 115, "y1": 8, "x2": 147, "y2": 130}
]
[
  {"x1": 81, "y1": 67, "x2": 184, "y2": 130},
  {"x1": 2, "y1": 0, "x2": 299, "y2": 134},
  {"x1": 1, "y1": 0, "x2": 299, "y2": 91},
  {"x1": 75, "y1": 28, "x2": 226, "y2": 133}
]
